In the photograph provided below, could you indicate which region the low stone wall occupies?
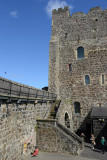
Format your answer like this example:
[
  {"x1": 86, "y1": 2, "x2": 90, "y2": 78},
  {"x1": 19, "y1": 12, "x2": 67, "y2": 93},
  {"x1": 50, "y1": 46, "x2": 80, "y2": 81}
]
[
  {"x1": 36, "y1": 119, "x2": 83, "y2": 155},
  {"x1": 0, "y1": 98, "x2": 55, "y2": 160},
  {"x1": 0, "y1": 103, "x2": 36, "y2": 160}
]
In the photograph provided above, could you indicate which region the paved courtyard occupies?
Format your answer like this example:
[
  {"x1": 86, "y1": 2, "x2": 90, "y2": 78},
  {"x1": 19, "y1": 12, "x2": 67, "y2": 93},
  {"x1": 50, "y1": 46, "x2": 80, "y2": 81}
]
[
  {"x1": 23, "y1": 142, "x2": 107, "y2": 160},
  {"x1": 23, "y1": 143, "x2": 107, "y2": 160},
  {"x1": 80, "y1": 143, "x2": 107, "y2": 160},
  {"x1": 24, "y1": 151, "x2": 97, "y2": 160}
]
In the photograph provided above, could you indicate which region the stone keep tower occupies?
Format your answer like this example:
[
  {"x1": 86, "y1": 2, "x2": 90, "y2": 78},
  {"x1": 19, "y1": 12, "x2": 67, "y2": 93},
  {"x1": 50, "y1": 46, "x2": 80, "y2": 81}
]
[{"x1": 48, "y1": 6, "x2": 107, "y2": 133}]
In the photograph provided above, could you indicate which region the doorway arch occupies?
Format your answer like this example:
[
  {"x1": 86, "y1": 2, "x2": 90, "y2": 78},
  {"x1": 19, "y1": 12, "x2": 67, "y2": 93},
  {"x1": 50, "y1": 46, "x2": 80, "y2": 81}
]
[{"x1": 65, "y1": 112, "x2": 70, "y2": 128}]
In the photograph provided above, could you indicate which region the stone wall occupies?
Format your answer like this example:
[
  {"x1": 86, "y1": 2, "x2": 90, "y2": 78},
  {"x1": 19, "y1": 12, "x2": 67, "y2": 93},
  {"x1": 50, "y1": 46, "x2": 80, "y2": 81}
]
[
  {"x1": 36, "y1": 102, "x2": 52, "y2": 119},
  {"x1": 0, "y1": 103, "x2": 36, "y2": 160},
  {"x1": 36, "y1": 119, "x2": 83, "y2": 155},
  {"x1": 49, "y1": 6, "x2": 107, "y2": 132},
  {"x1": 93, "y1": 119, "x2": 107, "y2": 140},
  {"x1": 0, "y1": 100, "x2": 52, "y2": 160}
]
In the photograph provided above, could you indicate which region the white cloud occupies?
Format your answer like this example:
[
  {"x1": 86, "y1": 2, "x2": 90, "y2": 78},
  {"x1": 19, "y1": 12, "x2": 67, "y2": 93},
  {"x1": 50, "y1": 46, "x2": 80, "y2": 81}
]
[
  {"x1": 10, "y1": 11, "x2": 18, "y2": 18},
  {"x1": 45, "y1": 0, "x2": 73, "y2": 18}
]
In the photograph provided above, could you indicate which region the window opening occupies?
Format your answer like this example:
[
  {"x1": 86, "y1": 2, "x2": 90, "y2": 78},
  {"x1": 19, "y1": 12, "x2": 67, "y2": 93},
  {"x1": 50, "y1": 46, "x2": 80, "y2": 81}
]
[
  {"x1": 85, "y1": 75, "x2": 90, "y2": 85},
  {"x1": 77, "y1": 46, "x2": 84, "y2": 59},
  {"x1": 68, "y1": 64, "x2": 71, "y2": 71},
  {"x1": 102, "y1": 74, "x2": 104, "y2": 84},
  {"x1": 74, "y1": 101, "x2": 80, "y2": 113},
  {"x1": 65, "y1": 33, "x2": 68, "y2": 39}
]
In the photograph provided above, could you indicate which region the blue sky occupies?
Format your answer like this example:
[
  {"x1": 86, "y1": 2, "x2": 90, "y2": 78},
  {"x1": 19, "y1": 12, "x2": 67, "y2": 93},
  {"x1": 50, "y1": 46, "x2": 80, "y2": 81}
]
[{"x1": 0, "y1": 0, "x2": 107, "y2": 89}]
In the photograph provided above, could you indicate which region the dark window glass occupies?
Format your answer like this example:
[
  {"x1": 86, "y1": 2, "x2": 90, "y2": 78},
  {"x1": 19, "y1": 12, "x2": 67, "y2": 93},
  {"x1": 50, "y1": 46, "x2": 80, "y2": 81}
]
[
  {"x1": 77, "y1": 46, "x2": 84, "y2": 59},
  {"x1": 85, "y1": 75, "x2": 90, "y2": 85},
  {"x1": 69, "y1": 64, "x2": 71, "y2": 71},
  {"x1": 74, "y1": 102, "x2": 80, "y2": 113},
  {"x1": 102, "y1": 74, "x2": 104, "y2": 84}
]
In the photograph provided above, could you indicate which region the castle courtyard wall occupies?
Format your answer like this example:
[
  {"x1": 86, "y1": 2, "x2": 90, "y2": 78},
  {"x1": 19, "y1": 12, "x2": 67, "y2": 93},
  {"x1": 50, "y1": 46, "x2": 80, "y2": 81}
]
[{"x1": 0, "y1": 101, "x2": 52, "y2": 160}]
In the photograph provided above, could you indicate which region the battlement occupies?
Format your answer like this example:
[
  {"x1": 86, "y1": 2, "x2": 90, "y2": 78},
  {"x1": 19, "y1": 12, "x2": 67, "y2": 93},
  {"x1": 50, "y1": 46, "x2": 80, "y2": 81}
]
[
  {"x1": 89, "y1": 6, "x2": 102, "y2": 12},
  {"x1": 52, "y1": 6, "x2": 106, "y2": 19},
  {"x1": 52, "y1": 6, "x2": 70, "y2": 18},
  {"x1": 72, "y1": 12, "x2": 84, "y2": 18},
  {"x1": 52, "y1": 6, "x2": 69, "y2": 14}
]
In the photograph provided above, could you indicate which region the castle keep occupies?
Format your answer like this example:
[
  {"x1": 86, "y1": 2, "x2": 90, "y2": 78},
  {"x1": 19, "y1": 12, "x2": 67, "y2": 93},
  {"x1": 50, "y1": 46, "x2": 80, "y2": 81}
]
[
  {"x1": 0, "y1": 6, "x2": 107, "y2": 159},
  {"x1": 49, "y1": 6, "x2": 107, "y2": 138}
]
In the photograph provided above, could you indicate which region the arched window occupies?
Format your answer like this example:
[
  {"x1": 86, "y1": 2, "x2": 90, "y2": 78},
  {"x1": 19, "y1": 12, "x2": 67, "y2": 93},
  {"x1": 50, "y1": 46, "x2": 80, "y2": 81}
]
[
  {"x1": 65, "y1": 112, "x2": 70, "y2": 128},
  {"x1": 85, "y1": 75, "x2": 90, "y2": 85},
  {"x1": 77, "y1": 46, "x2": 84, "y2": 59},
  {"x1": 74, "y1": 102, "x2": 80, "y2": 113}
]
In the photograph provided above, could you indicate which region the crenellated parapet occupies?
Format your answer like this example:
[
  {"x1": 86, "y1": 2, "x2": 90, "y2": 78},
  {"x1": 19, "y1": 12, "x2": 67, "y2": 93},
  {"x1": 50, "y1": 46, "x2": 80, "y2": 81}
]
[
  {"x1": 89, "y1": 6, "x2": 102, "y2": 12},
  {"x1": 51, "y1": 6, "x2": 107, "y2": 38},
  {"x1": 52, "y1": 6, "x2": 70, "y2": 15},
  {"x1": 52, "y1": 6, "x2": 106, "y2": 19}
]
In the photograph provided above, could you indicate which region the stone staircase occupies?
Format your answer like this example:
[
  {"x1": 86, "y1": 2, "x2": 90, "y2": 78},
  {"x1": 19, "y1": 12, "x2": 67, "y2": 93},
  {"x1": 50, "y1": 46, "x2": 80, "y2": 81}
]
[
  {"x1": 36, "y1": 119, "x2": 83, "y2": 155},
  {"x1": 48, "y1": 100, "x2": 61, "y2": 119},
  {"x1": 56, "y1": 122, "x2": 83, "y2": 152}
]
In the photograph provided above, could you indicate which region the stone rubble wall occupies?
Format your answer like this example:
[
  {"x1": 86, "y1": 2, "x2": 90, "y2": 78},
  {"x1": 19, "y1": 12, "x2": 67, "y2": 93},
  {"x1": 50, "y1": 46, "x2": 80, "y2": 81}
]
[
  {"x1": 49, "y1": 6, "x2": 107, "y2": 131},
  {"x1": 36, "y1": 102, "x2": 52, "y2": 119},
  {"x1": 93, "y1": 119, "x2": 107, "y2": 139},
  {"x1": 36, "y1": 119, "x2": 83, "y2": 155},
  {"x1": 0, "y1": 101, "x2": 52, "y2": 160}
]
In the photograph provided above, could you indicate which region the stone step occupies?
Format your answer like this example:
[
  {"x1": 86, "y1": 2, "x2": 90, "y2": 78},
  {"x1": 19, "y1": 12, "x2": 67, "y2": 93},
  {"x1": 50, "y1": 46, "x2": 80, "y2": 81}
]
[{"x1": 47, "y1": 100, "x2": 61, "y2": 119}]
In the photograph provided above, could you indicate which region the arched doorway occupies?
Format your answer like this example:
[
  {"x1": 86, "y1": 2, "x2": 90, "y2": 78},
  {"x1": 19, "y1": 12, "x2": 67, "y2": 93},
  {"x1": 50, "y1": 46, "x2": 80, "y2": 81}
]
[{"x1": 65, "y1": 112, "x2": 70, "y2": 128}]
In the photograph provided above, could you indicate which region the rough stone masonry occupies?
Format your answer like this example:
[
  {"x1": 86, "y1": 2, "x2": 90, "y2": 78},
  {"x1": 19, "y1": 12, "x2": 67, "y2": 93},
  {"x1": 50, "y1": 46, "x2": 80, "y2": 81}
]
[{"x1": 48, "y1": 6, "x2": 107, "y2": 134}]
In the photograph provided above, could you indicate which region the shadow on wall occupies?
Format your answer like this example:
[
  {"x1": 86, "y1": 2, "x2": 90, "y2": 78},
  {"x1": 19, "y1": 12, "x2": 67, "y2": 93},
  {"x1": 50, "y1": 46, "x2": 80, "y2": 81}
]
[
  {"x1": 75, "y1": 110, "x2": 92, "y2": 143},
  {"x1": 93, "y1": 121, "x2": 107, "y2": 151}
]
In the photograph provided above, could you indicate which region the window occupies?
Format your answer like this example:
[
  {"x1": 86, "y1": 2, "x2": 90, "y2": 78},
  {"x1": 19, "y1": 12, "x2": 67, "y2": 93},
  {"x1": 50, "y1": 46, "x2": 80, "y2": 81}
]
[
  {"x1": 85, "y1": 75, "x2": 90, "y2": 85},
  {"x1": 77, "y1": 46, "x2": 84, "y2": 59},
  {"x1": 74, "y1": 102, "x2": 80, "y2": 113},
  {"x1": 68, "y1": 64, "x2": 71, "y2": 71},
  {"x1": 102, "y1": 74, "x2": 104, "y2": 84},
  {"x1": 101, "y1": 74, "x2": 107, "y2": 85},
  {"x1": 65, "y1": 33, "x2": 68, "y2": 39}
]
